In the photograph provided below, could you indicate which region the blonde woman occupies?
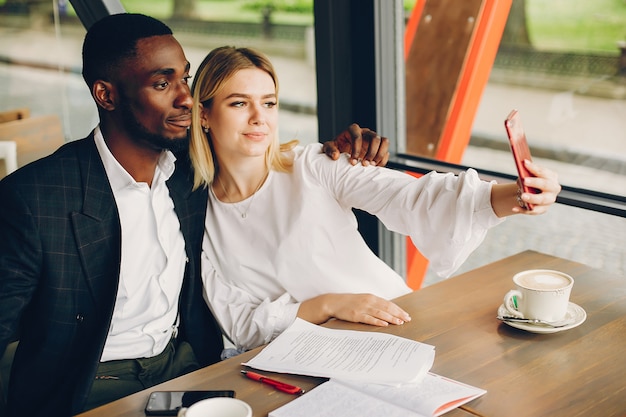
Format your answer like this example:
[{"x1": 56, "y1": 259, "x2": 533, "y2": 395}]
[{"x1": 189, "y1": 46, "x2": 561, "y2": 353}]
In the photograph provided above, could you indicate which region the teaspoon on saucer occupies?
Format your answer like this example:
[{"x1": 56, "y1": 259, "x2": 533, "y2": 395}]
[{"x1": 496, "y1": 315, "x2": 575, "y2": 328}]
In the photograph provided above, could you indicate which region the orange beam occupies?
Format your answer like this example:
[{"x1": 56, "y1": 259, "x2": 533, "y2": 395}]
[
  {"x1": 403, "y1": 0, "x2": 512, "y2": 290},
  {"x1": 403, "y1": 0, "x2": 427, "y2": 60},
  {"x1": 404, "y1": 174, "x2": 428, "y2": 290},
  {"x1": 436, "y1": 0, "x2": 513, "y2": 163}
]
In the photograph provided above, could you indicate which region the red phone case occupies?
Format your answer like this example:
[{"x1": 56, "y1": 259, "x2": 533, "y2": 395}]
[{"x1": 504, "y1": 110, "x2": 539, "y2": 210}]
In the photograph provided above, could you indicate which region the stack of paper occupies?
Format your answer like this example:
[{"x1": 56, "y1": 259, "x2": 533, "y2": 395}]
[
  {"x1": 242, "y1": 318, "x2": 435, "y2": 385},
  {"x1": 243, "y1": 319, "x2": 486, "y2": 416}
]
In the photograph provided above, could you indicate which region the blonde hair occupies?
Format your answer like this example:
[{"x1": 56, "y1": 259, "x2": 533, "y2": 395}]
[{"x1": 189, "y1": 46, "x2": 298, "y2": 190}]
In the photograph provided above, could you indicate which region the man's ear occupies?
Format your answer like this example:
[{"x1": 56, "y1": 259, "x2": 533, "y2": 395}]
[{"x1": 93, "y1": 80, "x2": 116, "y2": 111}]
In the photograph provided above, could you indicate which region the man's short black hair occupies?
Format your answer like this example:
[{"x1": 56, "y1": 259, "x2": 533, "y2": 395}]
[{"x1": 82, "y1": 13, "x2": 173, "y2": 87}]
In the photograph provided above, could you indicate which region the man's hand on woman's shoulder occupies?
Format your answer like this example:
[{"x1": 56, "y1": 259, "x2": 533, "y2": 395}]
[{"x1": 322, "y1": 123, "x2": 390, "y2": 167}]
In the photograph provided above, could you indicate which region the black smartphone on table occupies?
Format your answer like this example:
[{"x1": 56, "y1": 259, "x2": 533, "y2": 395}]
[{"x1": 144, "y1": 390, "x2": 236, "y2": 416}]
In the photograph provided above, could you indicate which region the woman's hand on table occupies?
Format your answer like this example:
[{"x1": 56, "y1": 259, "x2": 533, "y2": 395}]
[{"x1": 298, "y1": 293, "x2": 411, "y2": 327}]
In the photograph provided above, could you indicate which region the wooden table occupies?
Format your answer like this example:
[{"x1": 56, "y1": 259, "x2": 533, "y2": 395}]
[{"x1": 76, "y1": 251, "x2": 626, "y2": 417}]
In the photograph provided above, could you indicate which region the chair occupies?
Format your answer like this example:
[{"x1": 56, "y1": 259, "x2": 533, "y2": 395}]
[
  {"x1": 0, "y1": 108, "x2": 30, "y2": 124},
  {"x1": 0, "y1": 114, "x2": 65, "y2": 169},
  {"x1": 0, "y1": 341, "x2": 18, "y2": 417},
  {"x1": 0, "y1": 141, "x2": 17, "y2": 178}
]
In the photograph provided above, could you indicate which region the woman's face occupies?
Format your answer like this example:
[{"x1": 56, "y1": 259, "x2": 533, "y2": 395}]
[{"x1": 202, "y1": 67, "x2": 278, "y2": 163}]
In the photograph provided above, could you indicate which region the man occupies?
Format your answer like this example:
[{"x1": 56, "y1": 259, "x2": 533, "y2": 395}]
[{"x1": 0, "y1": 13, "x2": 387, "y2": 416}]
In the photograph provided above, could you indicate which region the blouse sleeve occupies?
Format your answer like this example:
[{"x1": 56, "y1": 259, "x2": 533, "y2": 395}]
[
  {"x1": 200, "y1": 248, "x2": 300, "y2": 351},
  {"x1": 303, "y1": 144, "x2": 504, "y2": 277}
]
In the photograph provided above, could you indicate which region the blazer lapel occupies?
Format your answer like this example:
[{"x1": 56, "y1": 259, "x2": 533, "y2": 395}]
[
  {"x1": 167, "y1": 154, "x2": 206, "y2": 302},
  {"x1": 167, "y1": 154, "x2": 197, "y2": 250},
  {"x1": 71, "y1": 136, "x2": 121, "y2": 308}
]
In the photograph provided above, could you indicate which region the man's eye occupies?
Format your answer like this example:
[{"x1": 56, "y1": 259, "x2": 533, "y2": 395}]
[
  {"x1": 265, "y1": 101, "x2": 277, "y2": 108},
  {"x1": 183, "y1": 75, "x2": 192, "y2": 84},
  {"x1": 231, "y1": 101, "x2": 245, "y2": 107},
  {"x1": 155, "y1": 81, "x2": 169, "y2": 90}
]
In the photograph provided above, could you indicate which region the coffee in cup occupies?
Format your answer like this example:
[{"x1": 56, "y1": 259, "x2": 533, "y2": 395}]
[
  {"x1": 503, "y1": 269, "x2": 574, "y2": 321},
  {"x1": 177, "y1": 397, "x2": 252, "y2": 417}
]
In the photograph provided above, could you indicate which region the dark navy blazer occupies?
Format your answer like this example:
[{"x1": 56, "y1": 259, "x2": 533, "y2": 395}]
[{"x1": 0, "y1": 133, "x2": 223, "y2": 416}]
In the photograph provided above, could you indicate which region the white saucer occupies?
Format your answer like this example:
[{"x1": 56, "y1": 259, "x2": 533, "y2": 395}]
[{"x1": 497, "y1": 302, "x2": 587, "y2": 334}]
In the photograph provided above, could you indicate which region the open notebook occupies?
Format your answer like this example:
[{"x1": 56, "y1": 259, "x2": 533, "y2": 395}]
[{"x1": 269, "y1": 373, "x2": 486, "y2": 417}]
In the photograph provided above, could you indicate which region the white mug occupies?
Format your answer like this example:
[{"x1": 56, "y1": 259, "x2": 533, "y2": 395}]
[
  {"x1": 503, "y1": 269, "x2": 573, "y2": 321},
  {"x1": 177, "y1": 397, "x2": 252, "y2": 417}
]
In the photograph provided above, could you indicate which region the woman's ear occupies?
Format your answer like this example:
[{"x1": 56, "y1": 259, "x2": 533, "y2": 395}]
[
  {"x1": 199, "y1": 103, "x2": 210, "y2": 131},
  {"x1": 92, "y1": 80, "x2": 116, "y2": 111}
]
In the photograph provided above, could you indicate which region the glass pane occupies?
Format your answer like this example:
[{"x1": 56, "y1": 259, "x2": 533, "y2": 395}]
[
  {"x1": 424, "y1": 203, "x2": 626, "y2": 286},
  {"x1": 0, "y1": 0, "x2": 318, "y2": 163},
  {"x1": 402, "y1": 0, "x2": 625, "y2": 286},
  {"x1": 0, "y1": 2, "x2": 98, "y2": 143},
  {"x1": 459, "y1": 2, "x2": 626, "y2": 286},
  {"x1": 117, "y1": 0, "x2": 319, "y2": 144},
  {"x1": 468, "y1": 0, "x2": 626, "y2": 197}
]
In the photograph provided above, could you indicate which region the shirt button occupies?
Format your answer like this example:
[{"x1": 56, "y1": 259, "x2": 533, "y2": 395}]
[{"x1": 76, "y1": 314, "x2": 84, "y2": 323}]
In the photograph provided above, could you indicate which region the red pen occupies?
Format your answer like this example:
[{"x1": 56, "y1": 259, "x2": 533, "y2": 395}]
[{"x1": 241, "y1": 370, "x2": 305, "y2": 395}]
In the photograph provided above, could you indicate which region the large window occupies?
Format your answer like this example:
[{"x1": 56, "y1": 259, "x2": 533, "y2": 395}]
[
  {"x1": 414, "y1": 0, "x2": 626, "y2": 284},
  {"x1": 0, "y1": 0, "x2": 623, "y2": 285},
  {"x1": 0, "y1": 0, "x2": 319, "y2": 145},
  {"x1": 468, "y1": 0, "x2": 625, "y2": 197}
]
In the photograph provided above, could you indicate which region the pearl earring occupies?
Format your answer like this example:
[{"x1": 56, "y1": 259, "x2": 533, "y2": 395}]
[{"x1": 203, "y1": 126, "x2": 209, "y2": 133}]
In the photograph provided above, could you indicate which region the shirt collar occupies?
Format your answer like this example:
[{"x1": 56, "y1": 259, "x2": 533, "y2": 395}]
[{"x1": 94, "y1": 126, "x2": 177, "y2": 192}]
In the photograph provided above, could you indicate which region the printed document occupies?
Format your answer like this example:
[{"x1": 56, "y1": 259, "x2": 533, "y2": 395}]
[{"x1": 242, "y1": 318, "x2": 435, "y2": 385}]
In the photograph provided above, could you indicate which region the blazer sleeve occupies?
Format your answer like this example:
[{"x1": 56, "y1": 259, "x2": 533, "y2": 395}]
[
  {"x1": 0, "y1": 137, "x2": 123, "y2": 416},
  {"x1": 0, "y1": 177, "x2": 41, "y2": 353}
]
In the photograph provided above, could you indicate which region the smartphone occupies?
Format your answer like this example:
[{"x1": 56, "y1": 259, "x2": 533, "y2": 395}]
[
  {"x1": 504, "y1": 109, "x2": 540, "y2": 210},
  {"x1": 144, "y1": 390, "x2": 236, "y2": 416}
]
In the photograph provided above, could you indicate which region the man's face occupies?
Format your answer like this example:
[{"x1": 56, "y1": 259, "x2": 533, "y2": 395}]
[{"x1": 113, "y1": 35, "x2": 193, "y2": 152}]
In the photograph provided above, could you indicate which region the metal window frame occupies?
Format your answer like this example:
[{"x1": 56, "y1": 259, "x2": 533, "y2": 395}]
[
  {"x1": 314, "y1": 0, "x2": 407, "y2": 271},
  {"x1": 389, "y1": 153, "x2": 626, "y2": 218},
  {"x1": 68, "y1": 0, "x2": 125, "y2": 29}
]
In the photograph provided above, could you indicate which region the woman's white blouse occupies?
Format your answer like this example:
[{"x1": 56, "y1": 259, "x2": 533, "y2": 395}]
[{"x1": 201, "y1": 144, "x2": 503, "y2": 351}]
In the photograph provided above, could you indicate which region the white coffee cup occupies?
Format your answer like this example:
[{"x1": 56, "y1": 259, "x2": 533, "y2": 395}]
[
  {"x1": 503, "y1": 269, "x2": 574, "y2": 321},
  {"x1": 177, "y1": 397, "x2": 252, "y2": 417}
]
